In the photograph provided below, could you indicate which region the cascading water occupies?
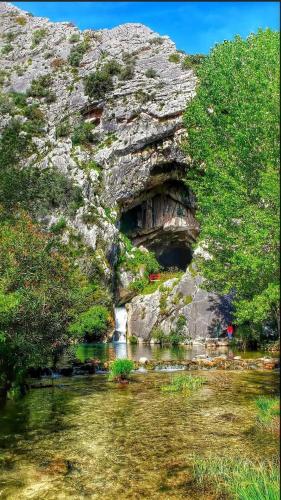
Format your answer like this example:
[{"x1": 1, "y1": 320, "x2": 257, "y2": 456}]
[{"x1": 114, "y1": 306, "x2": 127, "y2": 343}]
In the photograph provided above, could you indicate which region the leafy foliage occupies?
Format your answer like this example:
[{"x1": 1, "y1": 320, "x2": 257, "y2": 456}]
[
  {"x1": 183, "y1": 29, "x2": 280, "y2": 337},
  {"x1": 83, "y1": 60, "x2": 122, "y2": 100},
  {"x1": 182, "y1": 54, "x2": 205, "y2": 69},
  {"x1": 71, "y1": 121, "x2": 95, "y2": 145},
  {"x1": 68, "y1": 41, "x2": 88, "y2": 67},
  {"x1": 168, "y1": 53, "x2": 181, "y2": 63},
  {"x1": 69, "y1": 305, "x2": 110, "y2": 341},
  {"x1": 26, "y1": 74, "x2": 54, "y2": 99},
  {"x1": 145, "y1": 68, "x2": 157, "y2": 78},
  {"x1": 0, "y1": 211, "x2": 111, "y2": 394}
]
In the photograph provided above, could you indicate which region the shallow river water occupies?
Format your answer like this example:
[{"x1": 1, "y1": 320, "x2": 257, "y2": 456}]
[
  {"x1": 74, "y1": 342, "x2": 275, "y2": 363},
  {"x1": 0, "y1": 369, "x2": 279, "y2": 499}
]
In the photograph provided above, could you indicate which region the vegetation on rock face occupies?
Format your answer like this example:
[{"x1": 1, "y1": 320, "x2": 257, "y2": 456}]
[
  {"x1": 83, "y1": 60, "x2": 123, "y2": 100},
  {"x1": 109, "y1": 359, "x2": 134, "y2": 381},
  {"x1": 151, "y1": 316, "x2": 188, "y2": 345},
  {"x1": 27, "y1": 74, "x2": 54, "y2": 99},
  {"x1": 119, "y1": 236, "x2": 161, "y2": 294},
  {"x1": 181, "y1": 54, "x2": 205, "y2": 69},
  {"x1": 184, "y1": 29, "x2": 280, "y2": 342},
  {"x1": 31, "y1": 28, "x2": 47, "y2": 48},
  {"x1": 0, "y1": 88, "x2": 111, "y2": 398},
  {"x1": 68, "y1": 41, "x2": 88, "y2": 67}
]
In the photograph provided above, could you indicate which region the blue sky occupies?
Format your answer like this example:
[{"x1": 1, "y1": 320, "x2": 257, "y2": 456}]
[{"x1": 13, "y1": 2, "x2": 279, "y2": 54}]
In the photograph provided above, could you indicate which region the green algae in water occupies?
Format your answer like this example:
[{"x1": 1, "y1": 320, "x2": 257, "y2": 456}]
[
  {"x1": 0, "y1": 371, "x2": 279, "y2": 499},
  {"x1": 161, "y1": 374, "x2": 206, "y2": 393}
]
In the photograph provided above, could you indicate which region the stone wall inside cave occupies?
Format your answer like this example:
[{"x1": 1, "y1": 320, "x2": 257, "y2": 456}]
[{"x1": 120, "y1": 180, "x2": 199, "y2": 271}]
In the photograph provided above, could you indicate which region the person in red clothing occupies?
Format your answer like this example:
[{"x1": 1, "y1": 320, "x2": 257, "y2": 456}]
[{"x1": 227, "y1": 324, "x2": 234, "y2": 340}]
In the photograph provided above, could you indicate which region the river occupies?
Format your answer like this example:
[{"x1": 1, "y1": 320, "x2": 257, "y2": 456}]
[{"x1": 0, "y1": 367, "x2": 279, "y2": 499}]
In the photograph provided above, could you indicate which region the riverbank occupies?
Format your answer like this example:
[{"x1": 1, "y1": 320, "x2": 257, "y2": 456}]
[{"x1": 28, "y1": 353, "x2": 280, "y2": 385}]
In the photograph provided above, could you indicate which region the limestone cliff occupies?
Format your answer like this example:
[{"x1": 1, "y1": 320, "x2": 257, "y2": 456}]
[{"x1": 0, "y1": 2, "x2": 230, "y2": 341}]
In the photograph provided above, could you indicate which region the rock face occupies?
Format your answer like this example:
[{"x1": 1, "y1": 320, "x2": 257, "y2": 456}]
[
  {"x1": 127, "y1": 267, "x2": 232, "y2": 341},
  {"x1": 0, "y1": 3, "x2": 231, "y2": 340}
]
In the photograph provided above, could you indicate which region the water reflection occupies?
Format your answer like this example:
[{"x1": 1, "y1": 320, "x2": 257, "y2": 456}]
[{"x1": 75, "y1": 342, "x2": 270, "y2": 363}]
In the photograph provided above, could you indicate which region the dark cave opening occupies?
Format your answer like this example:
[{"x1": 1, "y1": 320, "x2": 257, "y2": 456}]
[
  {"x1": 119, "y1": 180, "x2": 198, "y2": 272},
  {"x1": 153, "y1": 245, "x2": 193, "y2": 271}
]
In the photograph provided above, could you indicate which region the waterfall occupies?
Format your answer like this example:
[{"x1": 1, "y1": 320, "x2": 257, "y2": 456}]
[{"x1": 114, "y1": 306, "x2": 127, "y2": 343}]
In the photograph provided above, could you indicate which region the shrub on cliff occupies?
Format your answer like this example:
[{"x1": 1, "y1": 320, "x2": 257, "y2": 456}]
[
  {"x1": 184, "y1": 29, "x2": 280, "y2": 340},
  {"x1": 27, "y1": 74, "x2": 53, "y2": 99},
  {"x1": 68, "y1": 42, "x2": 88, "y2": 67},
  {"x1": 84, "y1": 69, "x2": 114, "y2": 100}
]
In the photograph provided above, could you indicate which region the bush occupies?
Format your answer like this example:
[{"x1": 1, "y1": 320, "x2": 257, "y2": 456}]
[
  {"x1": 2, "y1": 44, "x2": 13, "y2": 55},
  {"x1": 169, "y1": 331, "x2": 185, "y2": 346},
  {"x1": 145, "y1": 68, "x2": 157, "y2": 78},
  {"x1": 0, "y1": 70, "x2": 9, "y2": 87},
  {"x1": 15, "y1": 16, "x2": 27, "y2": 26},
  {"x1": 69, "y1": 305, "x2": 109, "y2": 341},
  {"x1": 9, "y1": 91, "x2": 27, "y2": 108},
  {"x1": 32, "y1": 28, "x2": 47, "y2": 48},
  {"x1": 151, "y1": 326, "x2": 166, "y2": 345},
  {"x1": 69, "y1": 34, "x2": 80, "y2": 43},
  {"x1": 68, "y1": 42, "x2": 88, "y2": 67},
  {"x1": 182, "y1": 54, "x2": 205, "y2": 70},
  {"x1": 50, "y1": 217, "x2": 67, "y2": 234},
  {"x1": 149, "y1": 37, "x2": 164, "y2": 45},
  {"x1": 50, "y1": 58, "x2": 65, "y2": 70},
  {"x1": 129, "y1": 335, "x2": 138, "y2": 344},
  {"x1": 119, "y1": 65, "x2": 135, "y2": 80},
  {"x1": 168, "y1": 53, "x2": 181, "y2": 63},
  {"x1": 109, "y1": 359, "x2": 134, "y2": 381},
  {"x1": 27, "y1": 74, "x2": 53, "y2": 98},
  {"x1": 129, "y1": 278, "x2": 147, "y2": 294},
  {"x1": 176, "y1": 315, "x2": 187, "y2": 331},
  {"x1": 71, "y1": 122, "x2": 94, "y2": 145},
  {"x1": 56, "y1": 120, "x2": 71, "y2": 138},
  {"x1": 84, "y1": 69, "x2": 114, "y2": 100}
]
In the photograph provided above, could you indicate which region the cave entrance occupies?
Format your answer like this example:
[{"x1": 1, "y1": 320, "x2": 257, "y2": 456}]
[
  {"x1": 152, "y1": 245, "x2": 193, "y2": 271},
  {"x1": 119, "y1": 180, "x2": 199, "y2": 272}
]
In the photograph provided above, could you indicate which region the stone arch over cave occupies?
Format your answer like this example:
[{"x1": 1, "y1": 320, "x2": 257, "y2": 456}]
[{"x1": 119, "y1": 168, "x2": 199, "y2": 272}]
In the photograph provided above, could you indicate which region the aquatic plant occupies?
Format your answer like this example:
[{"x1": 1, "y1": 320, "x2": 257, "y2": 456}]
[
  {"x1": 193, "y1": 456, "x2": 280, "y2": 500},
  {"x1": 255, "y1": 396, "x2": 280, "y2": 433},
  {"x1": 161, "y1": 374, "x2": 206, "y2": 393},
  {"x1": 109, "y1": 359, "x2": 134, "y2": 382}
]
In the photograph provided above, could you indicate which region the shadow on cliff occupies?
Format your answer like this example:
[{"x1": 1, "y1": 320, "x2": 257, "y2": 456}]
[{"x1": 206, "y1": 294, "x2": 234, "y2": 337}]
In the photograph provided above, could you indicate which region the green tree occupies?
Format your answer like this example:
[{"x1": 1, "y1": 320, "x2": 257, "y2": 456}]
[
  {"x1": 68, "y1": 305, "x2": 110, "y2": 341},
  {"x1": 183, "y1": 29, "x2": 280, "y2": 337},
  {"x1": 0, "y1": 210, "x2": 111, "y2": 397}
]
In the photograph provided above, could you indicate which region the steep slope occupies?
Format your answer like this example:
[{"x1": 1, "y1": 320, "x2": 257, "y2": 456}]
[{"x1": 0, "y1": 2, "x2": 230, "y2": 341}]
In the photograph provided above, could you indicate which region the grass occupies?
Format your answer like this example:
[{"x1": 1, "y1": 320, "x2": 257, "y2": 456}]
[
  {"x1": 109, "y1": 359, "x2": 134, "y2": 382},
  {"x1": 193, "y1": 456, "x2": 280, "y2": 500},
  {"x1": 161, "y1": 374, "x2": 206, "y2": 393},
  {"x1": 255, "y1": 396, "x2": 280, "y2": 433}
]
